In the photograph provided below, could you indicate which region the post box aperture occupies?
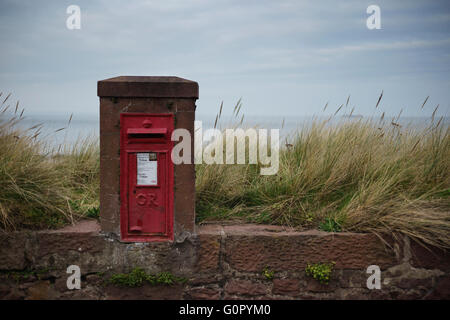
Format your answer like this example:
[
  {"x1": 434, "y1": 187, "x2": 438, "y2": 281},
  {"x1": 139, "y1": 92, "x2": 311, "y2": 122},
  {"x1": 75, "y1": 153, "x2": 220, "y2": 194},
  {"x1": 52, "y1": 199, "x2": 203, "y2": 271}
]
[{"x1": 120, "y1": 113, "x2": 174, "y2": 242}]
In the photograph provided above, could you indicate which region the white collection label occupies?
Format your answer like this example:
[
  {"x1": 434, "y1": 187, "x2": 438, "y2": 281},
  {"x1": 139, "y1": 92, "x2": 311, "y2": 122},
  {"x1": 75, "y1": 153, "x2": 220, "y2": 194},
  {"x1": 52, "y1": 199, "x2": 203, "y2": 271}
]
[{"x1": 137, "y1": 153, "x2": 157, "y2": 185}]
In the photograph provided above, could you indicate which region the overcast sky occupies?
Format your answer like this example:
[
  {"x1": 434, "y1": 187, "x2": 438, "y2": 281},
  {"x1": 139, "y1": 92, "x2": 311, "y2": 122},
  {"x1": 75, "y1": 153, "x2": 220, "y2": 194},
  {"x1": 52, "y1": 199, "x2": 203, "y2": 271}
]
[{"x1": 1, "y1": 0, "x2": 449, "y2": 120}]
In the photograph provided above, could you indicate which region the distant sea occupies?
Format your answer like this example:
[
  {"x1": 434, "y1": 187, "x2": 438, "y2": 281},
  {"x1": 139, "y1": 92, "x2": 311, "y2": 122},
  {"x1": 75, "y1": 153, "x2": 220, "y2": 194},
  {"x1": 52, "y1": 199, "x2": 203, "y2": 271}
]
[{"x1": 16, "y1": 113, "x2": 449, "y2": 149}]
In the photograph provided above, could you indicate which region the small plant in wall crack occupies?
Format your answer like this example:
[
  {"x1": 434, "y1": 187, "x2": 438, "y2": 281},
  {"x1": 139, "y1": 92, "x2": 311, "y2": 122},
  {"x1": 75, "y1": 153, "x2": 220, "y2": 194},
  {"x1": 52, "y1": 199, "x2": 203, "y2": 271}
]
[
  {"x1": 108, "y1": 267, "x2": 187, "y2": 287},
  {"x1": 262, "y1": 266, "x2": 275, "y2": 280},
  {"x1": 305, "y1": 262, "x2": 336, "y2": 285},
  {"x1": 1, "y1": 267, "x2": 56, "y2": 284}
]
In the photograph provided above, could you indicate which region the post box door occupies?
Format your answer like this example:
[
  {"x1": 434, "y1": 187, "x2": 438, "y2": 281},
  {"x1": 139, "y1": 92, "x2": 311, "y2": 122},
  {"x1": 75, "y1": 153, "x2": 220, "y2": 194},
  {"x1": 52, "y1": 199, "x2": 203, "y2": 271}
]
[
  {"x1": 120, "y1": 113, "x2": 174, "y2": 242},
  {"x1": 128, "y1": 151, "x2": 167, "y2": 234}
]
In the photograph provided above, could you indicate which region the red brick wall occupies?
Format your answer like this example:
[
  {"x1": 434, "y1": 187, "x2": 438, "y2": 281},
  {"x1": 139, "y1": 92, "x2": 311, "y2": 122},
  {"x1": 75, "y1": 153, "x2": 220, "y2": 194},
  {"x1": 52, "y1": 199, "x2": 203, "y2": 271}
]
[{"x1": 0, "y1": 221, "x2": 448, "y2": 300}]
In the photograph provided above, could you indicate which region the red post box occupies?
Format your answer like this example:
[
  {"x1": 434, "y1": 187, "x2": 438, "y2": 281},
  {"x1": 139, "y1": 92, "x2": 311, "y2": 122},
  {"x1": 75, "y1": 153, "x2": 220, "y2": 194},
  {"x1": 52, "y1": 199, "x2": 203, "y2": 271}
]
[
  {"x1": 98, "y1": 76, "x2": 198, "y2": 243},
  {"x1": 120, "y1": 113, "x2": 174, "y2": 242}
]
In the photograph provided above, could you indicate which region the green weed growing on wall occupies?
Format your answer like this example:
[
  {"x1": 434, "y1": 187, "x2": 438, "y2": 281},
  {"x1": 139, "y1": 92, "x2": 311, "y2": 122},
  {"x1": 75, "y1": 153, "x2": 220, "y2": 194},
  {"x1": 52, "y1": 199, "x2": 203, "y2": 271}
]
[
  {"x1": 305, "y1": 262, "x2": 336, "y2": 284},
  {"x1": 108, "y1": 268, "x2": 187, "y2": 287}
]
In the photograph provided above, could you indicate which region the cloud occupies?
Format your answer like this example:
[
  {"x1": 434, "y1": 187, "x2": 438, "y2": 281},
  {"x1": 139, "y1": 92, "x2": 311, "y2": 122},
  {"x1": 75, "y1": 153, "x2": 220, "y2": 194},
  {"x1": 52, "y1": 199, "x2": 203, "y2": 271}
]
[
  {"x1": 0, "y1": 0, "x2": 450, "y2": 117},
  {"x1": 317, "y1": 38, "x2": 450, "y2": 55}
]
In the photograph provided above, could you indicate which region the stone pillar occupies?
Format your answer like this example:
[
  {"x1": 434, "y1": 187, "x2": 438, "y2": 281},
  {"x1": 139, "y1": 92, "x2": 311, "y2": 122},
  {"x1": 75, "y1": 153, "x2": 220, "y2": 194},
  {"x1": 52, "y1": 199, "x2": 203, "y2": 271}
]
[{"x1": 97, "y1": 76, "x2": 198, "y2": 241}]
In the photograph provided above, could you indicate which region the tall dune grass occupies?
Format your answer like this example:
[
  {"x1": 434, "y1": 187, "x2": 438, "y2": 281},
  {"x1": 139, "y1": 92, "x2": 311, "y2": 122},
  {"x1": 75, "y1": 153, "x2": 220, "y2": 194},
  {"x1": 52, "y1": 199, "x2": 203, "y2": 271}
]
[
  {"x1": 1, "y1": 92, "x2": 448, "y2": 249},
  {"x1": 0, "y1": 93, "x2": 99, "y2": 230},
  {"x1": 196, "y1": 98, "x2": 450, "y2": 248}
]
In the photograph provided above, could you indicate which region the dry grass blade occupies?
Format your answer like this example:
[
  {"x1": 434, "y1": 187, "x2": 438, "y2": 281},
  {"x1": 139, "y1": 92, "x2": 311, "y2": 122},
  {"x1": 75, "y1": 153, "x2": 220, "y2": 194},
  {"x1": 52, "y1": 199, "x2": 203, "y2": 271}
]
[
  {"x1": 435, "y1": 116, "x2": 443, "y2": 129},
  {"x1": 334, "y1": 104, "x2": 343, "y2": 116},
  {"x1": 233, "y1": 98, "x2": 242, "y2": 116},
  {"x1": 421, "y1": 96, "x2": 429, "y2": 109},
  {"x1": 375, "y1": 90, "x2": 383, "y2": 108},
  {"x1": 2, "y1": 93, "x2": 11, "y2": 104},
  {"x1": 28, "y1": 123, "x2": 43, "y2": 130},
  {"x1": 395, "y1": 108, "x2": 403, "y2": 122},
  {"x1": 32, "y1": 130, "x2": 41, "y2": 139},
  {"x1": 410, "y1": 138, "x2": 421, "y2": 152},
  {"x1": 1, "y1": 105, "x2": 9, "y2": 114},
  {"x1": 432, "y1": 105, "x2": 439, "y2": 122},
  {"x1": 235, "y1": 101, "x2": 242, "y2": 118}
]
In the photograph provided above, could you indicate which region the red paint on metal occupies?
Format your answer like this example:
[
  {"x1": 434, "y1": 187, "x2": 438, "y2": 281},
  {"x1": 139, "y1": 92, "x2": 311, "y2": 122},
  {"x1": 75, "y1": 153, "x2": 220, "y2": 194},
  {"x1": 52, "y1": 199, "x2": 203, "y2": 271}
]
[
  {"x1": 120, "y1": 113, "x2": 174, "y2": 242},
  {"x1": 127, "y1": 128, "x2": 167, "y2": 135}
]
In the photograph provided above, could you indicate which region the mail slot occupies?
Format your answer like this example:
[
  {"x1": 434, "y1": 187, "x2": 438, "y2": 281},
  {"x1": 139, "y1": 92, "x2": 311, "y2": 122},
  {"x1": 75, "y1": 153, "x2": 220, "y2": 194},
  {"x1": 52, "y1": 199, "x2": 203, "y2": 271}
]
[{"x1": 120, "y1": 113, "x2": 174, "y2": 242}]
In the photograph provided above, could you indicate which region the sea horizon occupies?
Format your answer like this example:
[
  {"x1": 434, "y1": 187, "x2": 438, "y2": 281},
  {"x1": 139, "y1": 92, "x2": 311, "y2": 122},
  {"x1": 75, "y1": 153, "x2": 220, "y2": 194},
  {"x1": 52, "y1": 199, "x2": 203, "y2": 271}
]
[{"x1": 13, "y1": 112, "x2": 450, "y2": 149}]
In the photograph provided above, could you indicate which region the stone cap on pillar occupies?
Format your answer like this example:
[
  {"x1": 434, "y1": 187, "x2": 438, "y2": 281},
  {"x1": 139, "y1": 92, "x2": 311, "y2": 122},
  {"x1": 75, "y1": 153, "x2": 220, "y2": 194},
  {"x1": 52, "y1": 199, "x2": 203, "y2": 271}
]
[{"x1": 97, "y1": 76, "x2": 199, "y2": 99}]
